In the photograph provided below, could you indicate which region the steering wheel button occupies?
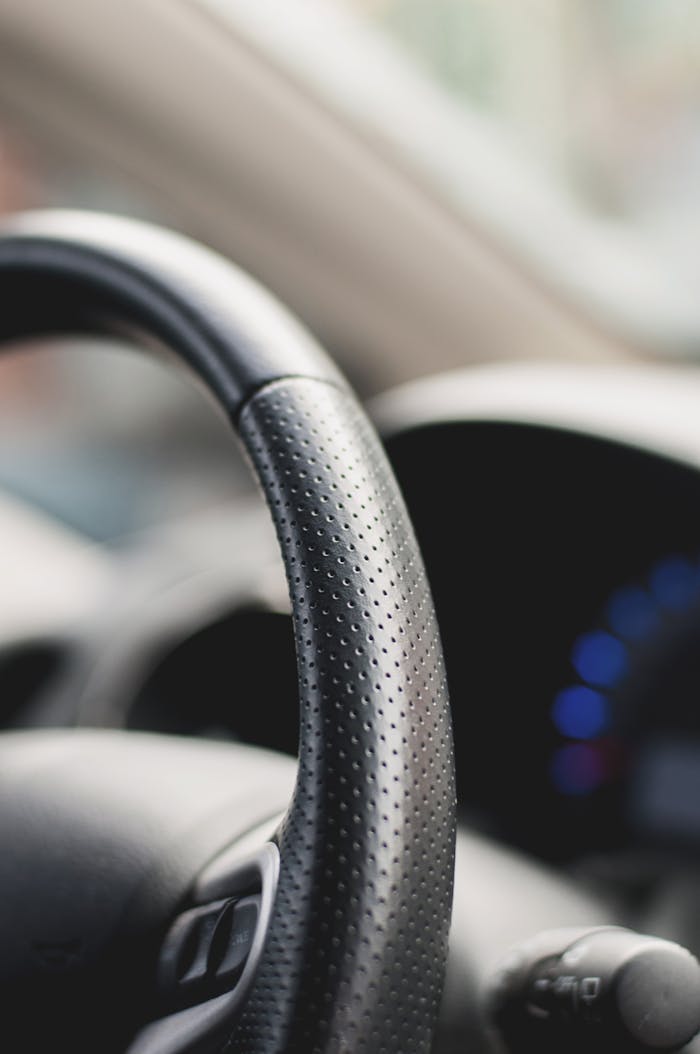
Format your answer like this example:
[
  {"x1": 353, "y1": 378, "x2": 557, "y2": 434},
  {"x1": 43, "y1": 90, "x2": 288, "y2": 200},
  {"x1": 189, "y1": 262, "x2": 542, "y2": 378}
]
[
  {"x1": 210, "y1": 896, "x2": 260, "y2": 983},
  {"x1": 159, "y1": 898, "x2": 233, "y2": 995},
  {"x1": 178, "y1": 907, "x2": 223, "y2": 985}
]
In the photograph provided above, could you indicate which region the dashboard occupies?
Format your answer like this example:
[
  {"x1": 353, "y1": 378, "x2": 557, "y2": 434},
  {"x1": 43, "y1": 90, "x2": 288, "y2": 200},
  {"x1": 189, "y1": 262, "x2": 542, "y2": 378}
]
[
  {"x1": 376, "y1": 363, "x2": 700, "y2": 869},
  {"x1": 8, "y1": 360, "x2": 700, "y2": 877},
  {"x1": 386, "y1": 413, "x2": 700, "y2": 863}
]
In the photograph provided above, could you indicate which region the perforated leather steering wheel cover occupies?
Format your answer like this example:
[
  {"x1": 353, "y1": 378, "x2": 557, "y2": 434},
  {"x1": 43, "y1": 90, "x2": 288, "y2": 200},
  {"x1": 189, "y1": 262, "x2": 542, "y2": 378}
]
[{"x1": 0, "y1": 211, "x2": 456, "y2": 1053}]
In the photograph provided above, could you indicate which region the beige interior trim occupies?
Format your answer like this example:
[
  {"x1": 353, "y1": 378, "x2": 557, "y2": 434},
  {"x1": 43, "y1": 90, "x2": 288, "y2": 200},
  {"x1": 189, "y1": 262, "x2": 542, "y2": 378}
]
[{"x1": 0, "y1": 0, "x2": 627, "y2": 391}]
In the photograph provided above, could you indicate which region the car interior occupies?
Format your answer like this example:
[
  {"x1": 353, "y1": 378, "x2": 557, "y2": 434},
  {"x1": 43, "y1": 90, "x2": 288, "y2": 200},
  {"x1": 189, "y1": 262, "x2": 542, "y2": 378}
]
[{"x1": 0, "y1": 2, "x2": 700, "y2": 1053}]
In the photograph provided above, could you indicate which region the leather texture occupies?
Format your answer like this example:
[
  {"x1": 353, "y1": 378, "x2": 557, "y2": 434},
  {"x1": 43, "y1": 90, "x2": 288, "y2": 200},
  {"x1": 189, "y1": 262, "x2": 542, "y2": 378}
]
[
  {"x1": 0, "y1": 210, "x2": 342, "y2": 417},
  {"x1": 0, "y1": 211, "x2": 456, "y2": 1053},
  {"x1": 233, "y1": 379, "x2": 455, "y2": 1052}
]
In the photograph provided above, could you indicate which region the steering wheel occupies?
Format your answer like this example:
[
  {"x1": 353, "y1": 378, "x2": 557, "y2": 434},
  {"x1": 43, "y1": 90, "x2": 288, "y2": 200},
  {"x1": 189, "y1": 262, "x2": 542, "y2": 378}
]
[{"x1": 0, "y1": 211, "x2": 456, "y2": 1054}]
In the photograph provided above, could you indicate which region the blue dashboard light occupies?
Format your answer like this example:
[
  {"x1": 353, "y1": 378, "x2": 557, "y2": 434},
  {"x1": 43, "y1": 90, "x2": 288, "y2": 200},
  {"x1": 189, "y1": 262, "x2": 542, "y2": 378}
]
[
  {"x1": 550, "y1": 743, "x2": 605, "y2": 796},
  {"x1": 649, "y1": 557, "x2": 698, "y2": 612},
  {"x1": 552, "y1": 685, "x2": 609, "y2": 740},
  {"x1": 606, "y1": 586, "x2": 658, "y2": 640},
  {"x1": 571, "y1": 630, "x2": 627, "y2": 688}
]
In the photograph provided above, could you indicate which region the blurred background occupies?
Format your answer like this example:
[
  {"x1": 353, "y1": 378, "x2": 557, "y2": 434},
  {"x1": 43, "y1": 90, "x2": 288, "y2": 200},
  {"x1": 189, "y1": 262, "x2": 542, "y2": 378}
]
[
  {"x1": 0, "y1": 0, "x2": 699, "y2": 879},
  {"x1": 0, "y1": 0, "x2": 697, "y2": 540}
]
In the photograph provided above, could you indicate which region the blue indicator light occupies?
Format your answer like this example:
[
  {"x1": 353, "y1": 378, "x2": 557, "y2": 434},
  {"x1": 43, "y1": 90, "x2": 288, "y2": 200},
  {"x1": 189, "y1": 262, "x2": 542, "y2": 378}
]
[
  {"x1": 552, "y1": 685, "x2": 609, "y2": 740},
  {"x1": 550, "y1": 743, "x2": 605, "y2": 796},
  {"x1": 649, "y1": 557, "x2": 698, "y2": 612},
  {"x1": 571, "y1": 631, "x2": 627, "y2": 688},
  {"x1": 606, "y1": 586, "x2": 658, "y2": 640}
]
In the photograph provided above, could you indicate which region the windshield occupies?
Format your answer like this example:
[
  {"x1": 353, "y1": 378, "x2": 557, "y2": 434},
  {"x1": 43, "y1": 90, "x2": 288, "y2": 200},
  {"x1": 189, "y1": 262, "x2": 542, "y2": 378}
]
[{"x1": 196, "y1": 0, "x2": 700, "y2": 356}]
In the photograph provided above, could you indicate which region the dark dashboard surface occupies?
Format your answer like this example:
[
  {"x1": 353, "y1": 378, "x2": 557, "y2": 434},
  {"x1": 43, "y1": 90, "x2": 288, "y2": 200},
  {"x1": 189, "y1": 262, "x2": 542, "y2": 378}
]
[{"x1": 387, "y1": 418, "x2": 700, "y2": 863}]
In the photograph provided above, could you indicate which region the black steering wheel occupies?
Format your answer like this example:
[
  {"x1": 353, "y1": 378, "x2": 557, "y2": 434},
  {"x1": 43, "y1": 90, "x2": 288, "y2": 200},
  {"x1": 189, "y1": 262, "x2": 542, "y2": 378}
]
[{"x1": 0, "y1": 211, "x2": 456, "y2": 1054}]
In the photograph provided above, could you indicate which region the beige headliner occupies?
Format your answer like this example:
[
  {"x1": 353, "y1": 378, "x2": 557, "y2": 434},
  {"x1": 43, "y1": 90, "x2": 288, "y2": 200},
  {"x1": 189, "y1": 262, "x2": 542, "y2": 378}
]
[{"x1": 0, "y1": 0, "x2": 627, "y2": 392}]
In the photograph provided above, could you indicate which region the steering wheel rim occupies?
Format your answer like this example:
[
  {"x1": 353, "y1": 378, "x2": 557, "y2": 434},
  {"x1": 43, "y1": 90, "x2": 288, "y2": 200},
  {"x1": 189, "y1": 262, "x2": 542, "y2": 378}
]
[{"x1": 0, "y1": 210, "x2": 456, "y2": 1053}]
